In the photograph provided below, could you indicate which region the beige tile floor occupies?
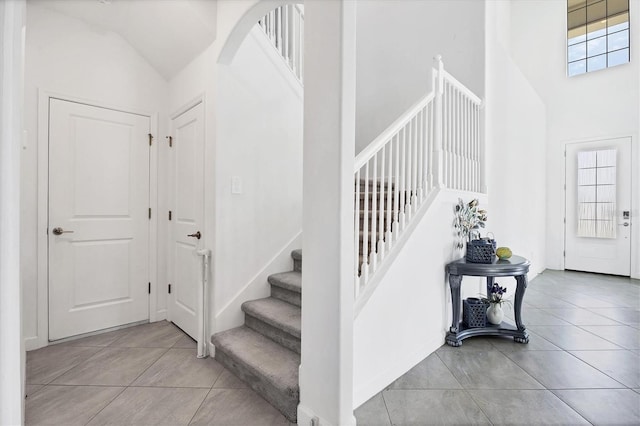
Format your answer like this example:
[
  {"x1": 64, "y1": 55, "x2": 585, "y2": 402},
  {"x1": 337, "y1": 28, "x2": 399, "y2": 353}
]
[
  {"x1": 356, "y1": 270, "x2": 640, "y2": 425},
  {"x1": 25, "y1": 322, "x2": 294, "y2": 426},
  {"x1": 26, "y1": 270, "x2": 640, "y2": 425}
]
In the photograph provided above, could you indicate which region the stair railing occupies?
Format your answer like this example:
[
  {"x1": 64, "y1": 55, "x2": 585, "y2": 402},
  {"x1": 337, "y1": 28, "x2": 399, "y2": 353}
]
[
  {"x1": 354, "y1": 56, "x2": 484, "y2": 296},
  {"x1": 258, "y1": 4, "x2": 304, "y2": 84}
]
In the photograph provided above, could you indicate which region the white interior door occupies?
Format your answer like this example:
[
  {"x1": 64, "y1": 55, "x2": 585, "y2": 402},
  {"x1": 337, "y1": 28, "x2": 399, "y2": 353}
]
[
  {"x1": 168, "y1": 102, "x2": 204, "y2": 339},
  {"x1": 565, "y1": 137, "x2": 632, "y2": 276},
  {"x1": 48, "y1": 99, "x2": 151, "y2": 340}
]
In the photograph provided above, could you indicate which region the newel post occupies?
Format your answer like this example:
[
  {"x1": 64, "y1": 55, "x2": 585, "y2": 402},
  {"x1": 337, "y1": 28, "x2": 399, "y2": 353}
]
[{"x1": 432, "y1": 55, "x2": 445, "y2": 189}]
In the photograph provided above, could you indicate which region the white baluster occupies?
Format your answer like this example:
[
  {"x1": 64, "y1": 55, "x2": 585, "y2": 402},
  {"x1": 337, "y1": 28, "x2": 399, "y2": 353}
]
[
  {"x1": 371, "y1": 154, "x2": 378, "y2": 272},
  {"x1": 379, "y1": 145, "x2": 386, "y2": 261},
  {"x1": 354, "y1": 169, "x2": 361, "y2": 294},
  {"x1": 399, "y1": 128, "x2": 406, "y2": 229},
  {"x1": 362, "y1": 163, "x2": 370, "y2": 283},
  {"x1": 385, "y1": 141, "x2": 393, "y2": 251}
]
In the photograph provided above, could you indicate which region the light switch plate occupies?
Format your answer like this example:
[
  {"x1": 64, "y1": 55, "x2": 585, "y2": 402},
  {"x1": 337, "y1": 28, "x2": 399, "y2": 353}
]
[{"x1": 231, "y1": 176, "x2": 242, "y2": 194}]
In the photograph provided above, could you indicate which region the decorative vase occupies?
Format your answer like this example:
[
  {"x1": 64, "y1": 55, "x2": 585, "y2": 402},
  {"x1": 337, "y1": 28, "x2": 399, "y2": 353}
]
[{"x1": 486, "y1": 303, "x2": 504, "y2": 325}]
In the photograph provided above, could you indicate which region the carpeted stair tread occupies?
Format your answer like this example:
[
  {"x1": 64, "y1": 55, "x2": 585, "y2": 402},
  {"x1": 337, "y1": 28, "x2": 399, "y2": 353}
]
[
  {"x1": 242, "y1": 297, "x2": 301, "y2": 338},
  {"x1": 212, "y1": 326, "x2": 299, "y2": 393},
  {"x1": 268, "y1": 271, "x2": 301, "y2": 294}
]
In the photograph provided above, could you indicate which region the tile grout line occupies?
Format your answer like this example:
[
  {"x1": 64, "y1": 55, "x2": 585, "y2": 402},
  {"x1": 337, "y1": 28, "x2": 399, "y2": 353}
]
[{"x1": 82, "y1": 385, "x2": 128, "y2": 426}]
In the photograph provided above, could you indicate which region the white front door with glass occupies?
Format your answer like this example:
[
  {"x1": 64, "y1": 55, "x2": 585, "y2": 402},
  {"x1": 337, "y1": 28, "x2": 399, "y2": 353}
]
[{"x1": 565, "y1": 137, "x2": 632, "y2": 276}]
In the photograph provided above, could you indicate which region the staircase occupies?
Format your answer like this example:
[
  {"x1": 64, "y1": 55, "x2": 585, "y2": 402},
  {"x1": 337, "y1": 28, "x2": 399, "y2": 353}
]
[
  {"x1": 356, "y1": 179, "x2": 400, "y2": 273},
  {"x1": 211, "y1": 250, "x2": 302, "y2": 423}
]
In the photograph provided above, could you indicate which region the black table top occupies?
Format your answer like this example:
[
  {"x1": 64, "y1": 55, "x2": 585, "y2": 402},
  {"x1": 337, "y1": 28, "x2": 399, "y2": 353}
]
[{"x1": 446, "y1": 255, "x2": 530, "y2": 277}]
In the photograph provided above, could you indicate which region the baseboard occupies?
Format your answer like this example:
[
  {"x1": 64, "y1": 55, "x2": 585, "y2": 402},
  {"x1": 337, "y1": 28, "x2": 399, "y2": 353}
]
[
  {"x1": 24, "y1": 336, "x2": 41, "y2": 352},
  {"x1": 155, "y1": 309, "x2": 167, "y2": 321},
  {"x1": 352, "y1": 331, "x2": 445, "y2": 408},
  {"x1": 297, "y1": 404, "x2": 356, "y2": 426}
]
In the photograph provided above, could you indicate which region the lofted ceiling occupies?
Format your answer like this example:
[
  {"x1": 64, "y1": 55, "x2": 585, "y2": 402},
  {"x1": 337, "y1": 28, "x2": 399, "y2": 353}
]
[{"x1": 30, "y1": 0, "x2": 218, "y2": 80}]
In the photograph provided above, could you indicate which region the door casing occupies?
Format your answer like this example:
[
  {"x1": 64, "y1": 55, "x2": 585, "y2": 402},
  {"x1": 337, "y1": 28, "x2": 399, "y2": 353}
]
[
  {"x1": 563, "y1": 135, "x2": 635, "y2": 277},
  {"x1": 32, "y1": 91, "x2": 159, "y2": 350}
]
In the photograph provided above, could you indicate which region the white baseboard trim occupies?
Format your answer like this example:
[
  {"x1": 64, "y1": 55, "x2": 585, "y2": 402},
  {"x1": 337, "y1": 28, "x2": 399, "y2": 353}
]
[
  {"x1": 24, "y1": 336, "x2": 41, "y2": 352},
  {"x1": 352, "y1": 332, "x2": 445, "y2": 409},
  {"x1": 297, "y1": 404, "x2": 356, "y2": 426}
]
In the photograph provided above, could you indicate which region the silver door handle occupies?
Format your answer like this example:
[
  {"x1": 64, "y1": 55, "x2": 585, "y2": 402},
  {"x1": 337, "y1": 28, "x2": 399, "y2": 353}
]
[
  {"x1": 52, "y1": 227, "x2": 74, "y2": 235},
  {"x1": 620, "y1": 222, "x2": 629, "y2": 227}
]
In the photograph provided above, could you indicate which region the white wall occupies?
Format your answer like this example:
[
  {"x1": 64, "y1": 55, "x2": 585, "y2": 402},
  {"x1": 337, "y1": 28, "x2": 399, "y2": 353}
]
[
  {"x1": 168, "y1": 7, "x2": 303, "y2": 337},
  {"x1": 214, "y1": 28, "x2": 303, "y2": 330},
  {"x1": 355, "y1": 0, "x2": 485, "y2": 153},
  {"x1": 354, "y1": 190, "x2": 487, "y2": 408},
  {"x1": 1, "y1": 0, "x2": 26, "y2": 423},
  {"x1": 508, "y1": 0, "x2": 640, "y2": 278},
  {"x1": 22, "y1": 4, "x2": 169, "y2": 349},
  {"x1": 484, "y1": 1, "x2": 547, "y2": 286}
]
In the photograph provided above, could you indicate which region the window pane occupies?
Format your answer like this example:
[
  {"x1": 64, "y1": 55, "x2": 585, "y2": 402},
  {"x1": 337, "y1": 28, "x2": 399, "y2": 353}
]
[
  {"x1": 608, "y1": 48, "x2": 629, "y2": 66},
  {"x1": 607, "y1": 0, "x2": 629, "y2": 16},
  {"x1": 597, "y1": 185, "x2": 615, "y2": 202},
  {"x1": 579, "y1": 203, "x2": 596, "y2": 219},
  {"x1": 596, "y1": 149, "x2": 616, "y2": 167},
  {"x1": 587, "y1": 20, "x2": 607, "y2": 39},
  {"x1": 597, "y1": 167, "x2": 616, "y2": 184},
  {"x1": 579, "y1": 186, "x2": 596, "y2": 202},
  {"x1": 608, "y1": 12, "x2": 629, "y2": 32},
  {"x1": 579, "y1": 168, "x2": 596, "y2": 185},
  {"x1": 569, "y1": 42, "x2": 588, "y2": 61},
  {"x1": 569, "y1": 7, "x2": 587, "y2": 29},
  {"x1": 607, "y1": 29, "x2": 629, "y2": 50},
  {"x1": 587, "y1": 54, "x2": 606, "y2": 71},
  {"x1": 569, "y1": 25, "x2": 587, "y2": 45},
  {"x1": 568, "y1": 0, "x2": 587, "y2": 11},
  {"x1": 578, "y1": 150, "x2": 597, "y2": 168},
  {"x1": 587, "y1": 36, "x2": 606, "y2": 56},
  {"x1": 568, "y1": 59, "x2": 587, "y2": 76},
  {"x1": 587, "y1": 0, "x2": 607, "y2": 22}
]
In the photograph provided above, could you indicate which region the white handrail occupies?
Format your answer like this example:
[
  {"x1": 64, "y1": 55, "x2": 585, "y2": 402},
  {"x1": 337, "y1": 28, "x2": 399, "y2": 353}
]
[
  {"x1": 355, "y1": 92, "x2": 435, "y2": 170},
  {"x1": 354, "y1": 56, "x2": 484, "y2": 295}
]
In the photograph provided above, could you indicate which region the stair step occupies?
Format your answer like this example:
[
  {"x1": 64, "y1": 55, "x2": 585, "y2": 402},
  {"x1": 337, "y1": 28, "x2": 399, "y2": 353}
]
[
  {"x1": 212, "y1": 326, "x2": 299, "y2": 422},
  {"x1": 356, "y1": 179, "x2": 393, "y2": 191},
  {"x1": 291, "y1": 249, "x2": 302, "y2": 272},
  {"x1": 242, "y1": 297, "x2": 301, "y2": 354},
  {"x1": 269, "y1": 271, "x2": 301, "y2": 307}
]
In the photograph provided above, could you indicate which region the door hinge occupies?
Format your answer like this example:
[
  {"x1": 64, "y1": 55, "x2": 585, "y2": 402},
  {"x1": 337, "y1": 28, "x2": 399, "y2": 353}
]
[
  {"x1": 148, "y1": 208, "x2": 151, "y2": 219},
  {"x1": 148, "y1": 282, "x2": 151, "y2": 294},
  {"x1": 563, "y1": 250, "x2": 566, "y2": 257},
  {"x1": 168, "y1": 284, "x2": 172, "y2": 294},
  {"x1": 166, "y1": 136, "x2": 173, "y2": 147},
  {"x1": 168, "y1": 210, "x2": 172, "y2": 221},
  {"x1": 148, "y1": 133, "x2": 153, "y2": 146}
]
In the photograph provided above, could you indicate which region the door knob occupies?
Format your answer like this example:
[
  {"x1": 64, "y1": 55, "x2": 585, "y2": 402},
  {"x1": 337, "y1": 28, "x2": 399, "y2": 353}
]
[
  {"x1": 187, "y1": 231, "x2": 201, "y2": 240},
  {"x1": 52, "y1": 227, "x2": 74, "y2": 235}
]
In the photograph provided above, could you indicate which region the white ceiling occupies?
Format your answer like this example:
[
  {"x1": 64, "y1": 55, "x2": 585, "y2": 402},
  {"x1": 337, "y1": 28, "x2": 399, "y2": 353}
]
[{"x1": 31, "y1": 0, "x2": 218, "y2": 80}]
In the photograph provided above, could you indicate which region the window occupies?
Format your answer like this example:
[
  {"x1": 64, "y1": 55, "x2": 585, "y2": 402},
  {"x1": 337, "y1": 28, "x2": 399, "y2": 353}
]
[
  {"x1": 568, "y1": 0, "x2": 630, "y2": 76},
  {"x1": 576, "y1": 149, "x2": 617, "y2": 238}
]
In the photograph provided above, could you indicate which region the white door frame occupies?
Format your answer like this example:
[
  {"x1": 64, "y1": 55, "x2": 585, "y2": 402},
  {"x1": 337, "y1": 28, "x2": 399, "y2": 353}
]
[
  {"x1": 31, "y1": 90, "x2": 159, "y2": 350},
  {"x1": 563, "y1": 133, "x2": 639, "y2": 280},
  {"x1": 167, "y1": 94, "x2": 208, "y2": 331}
]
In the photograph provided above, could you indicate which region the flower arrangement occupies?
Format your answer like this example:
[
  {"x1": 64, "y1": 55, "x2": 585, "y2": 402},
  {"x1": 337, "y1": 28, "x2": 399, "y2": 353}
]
[
  {"x1": 453, "y1": 198, "x2": 487, "y2": 249},
  {"x1": 482, "y1": 283, "x2": 511, "y2": 307}
]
